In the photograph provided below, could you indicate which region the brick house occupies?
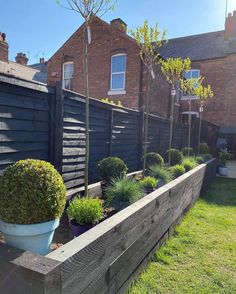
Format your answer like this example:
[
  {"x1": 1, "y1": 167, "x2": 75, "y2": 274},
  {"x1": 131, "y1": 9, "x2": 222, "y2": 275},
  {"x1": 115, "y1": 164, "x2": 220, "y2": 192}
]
[
  {"x1": 46, "y1": 16, "x2": 171, "y2": 118},
  {"x1": 159, "y1": 11, "x2": 236, "y2": 153},
  {"x1": 0, "y1": 32, "x2": 46, "y2": 83}
]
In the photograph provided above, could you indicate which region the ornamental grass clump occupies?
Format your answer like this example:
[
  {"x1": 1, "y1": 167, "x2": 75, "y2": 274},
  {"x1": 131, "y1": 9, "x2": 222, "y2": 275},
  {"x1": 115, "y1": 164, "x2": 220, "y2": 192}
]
[
  {"x1": 140, "y1": 176, "x2": 158, "y2": 190},
  {"x1": 166, "y1": 149, "x2": 183, "y2": 166},
  {"x1": 105, "y1": 177, "x2": 144, "y2": 205},
  {"x1": 145, "y1": 152, "x2": 164, "y2": 168},
  {"x1": 169, "y1": 164, "x2": 185, "y2": 179},
  {"x1": 98, "y1": 157, "x2": 128, "y2": 183},
  {"x1": 0, "y1": 159, "x2": 66, "y2": 224},
  {"x1": 182, "y1": 158, "x2": 197, "y2": 172},
  {"x1": 195, "y1": 156, "x2": 205, "y2": 164},
  {"x1": 67, "y1": 197, "x2": 103, "y2": 226},
  {"x1": 148, "y1": 165, "x2": 173, "y2": 184},
  {"x1": 182, "y1": 147, "x2": 194, "y2": 157}
]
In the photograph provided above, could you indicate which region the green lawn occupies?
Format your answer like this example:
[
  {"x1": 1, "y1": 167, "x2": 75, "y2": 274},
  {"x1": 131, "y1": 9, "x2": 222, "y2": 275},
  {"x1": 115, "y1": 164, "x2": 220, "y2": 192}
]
[{"x1": 128, "y1": 178, "x2": 236, "y2": 294}]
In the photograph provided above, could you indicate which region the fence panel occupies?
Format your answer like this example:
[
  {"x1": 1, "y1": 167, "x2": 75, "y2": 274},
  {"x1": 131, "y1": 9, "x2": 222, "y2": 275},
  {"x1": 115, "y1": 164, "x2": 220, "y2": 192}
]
[{"x1": 0, "y1": 78, "x2": 53, "y2": 175}]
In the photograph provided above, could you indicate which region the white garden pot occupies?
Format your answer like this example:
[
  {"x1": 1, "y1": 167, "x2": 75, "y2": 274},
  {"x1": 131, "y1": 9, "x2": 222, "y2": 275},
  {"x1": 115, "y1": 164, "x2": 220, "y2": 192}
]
[{"x1": 218, "y1": 166, "x2": 228, "y2": 176}]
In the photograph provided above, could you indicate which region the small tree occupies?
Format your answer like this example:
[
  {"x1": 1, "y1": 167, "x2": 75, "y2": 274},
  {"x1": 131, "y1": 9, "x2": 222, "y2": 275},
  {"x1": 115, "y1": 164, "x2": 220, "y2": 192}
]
[
  {"x1": 180, "y1": 76, "x2": 203, "y2": 156},
  {"x1": 130, "y1": 21, "x2": 166, "y2": 174},
  {"x1": 160, "y1": 58, "x2": 191, "y2": 165},
  {"x1": 57, "y1": 0, "x2": 115, "y2": 195},
  {"x1": 195, "y1": 84, "x2": 214, "y2": 154}
]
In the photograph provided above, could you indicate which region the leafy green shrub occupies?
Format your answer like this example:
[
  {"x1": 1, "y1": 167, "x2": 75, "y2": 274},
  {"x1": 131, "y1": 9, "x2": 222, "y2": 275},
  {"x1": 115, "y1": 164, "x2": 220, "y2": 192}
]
[
  {"x1": 98, "y1": 157, "x2": 128, "y2": 183},
  {"x1": 202, "y1": 153, "x2": 213, "y2": 162},
  {"x1": 169, "y1": 164, "x2": 185, "y2": 179},
  {"x1": 148, "y1": 165, "x2": 173, "y2": 184},
  {"x1": 140, "y1": 176, "x2": 158, "y2": 190},
  {"x1": 182, "y1": 147, "x2": 194, "y2": 157},
  {"x1": 105, "y1": 177, "x2": 144, "y2": 205},
  {"x1": 166, "y1": 149, "x2": 183, "y2": 166},
  {"x1": 218, "y1": 148, "x2": 232, "y2": 166},
  {"x1": 182, "y1": 158, "x2": 197, "y2": 172},
  {"x1": 195, "y1": 156, "x2": 205, "y2": 164},
  {"x1": 0, "y1": 159, "x2": 66, "y2": 224},
  {"x1": 145, "y1": 152, "x2": 164, "y2": 168},
  {"x1": 198, "y1": 142, "x2": 210, "y2": 154},
  {"x1": 67, "y1": 197, "x2": 103, "y2": 225}
]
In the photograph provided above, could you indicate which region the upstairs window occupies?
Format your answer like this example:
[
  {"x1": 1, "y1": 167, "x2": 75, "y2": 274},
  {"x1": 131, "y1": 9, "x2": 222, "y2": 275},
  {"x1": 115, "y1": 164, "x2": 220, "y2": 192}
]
[
  {"x1": 63, "y1": 62, "x2": 74, "y2": 91},
  {"x1": 184, "y1": 69, "x2": 200, "y2": 80},
  {"x1": 110, "y1": 54, "x2": 126, "y2": 92},
  {"x1": 181, "y1": 69, "x2": 200, "y2": 100}
]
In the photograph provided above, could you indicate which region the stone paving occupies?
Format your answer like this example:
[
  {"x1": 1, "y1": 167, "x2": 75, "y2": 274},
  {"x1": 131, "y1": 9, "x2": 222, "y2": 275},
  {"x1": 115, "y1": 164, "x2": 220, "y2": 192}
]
[{"x1": 226, "y1": 161, "x2": 236, "y2": 179}]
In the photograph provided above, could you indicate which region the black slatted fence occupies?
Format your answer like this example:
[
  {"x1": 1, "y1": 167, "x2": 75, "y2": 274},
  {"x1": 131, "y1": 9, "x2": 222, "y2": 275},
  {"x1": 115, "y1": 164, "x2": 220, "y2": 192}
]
[{"x1": 0, "y1": 74, "x2": 219, "y2": 196}]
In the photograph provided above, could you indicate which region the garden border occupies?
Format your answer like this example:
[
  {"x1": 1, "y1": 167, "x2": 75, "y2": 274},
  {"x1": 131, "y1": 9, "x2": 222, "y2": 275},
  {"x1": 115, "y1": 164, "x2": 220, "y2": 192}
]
[{"x1": 0, "y1": 159, "x2": 217, "y2": 294}]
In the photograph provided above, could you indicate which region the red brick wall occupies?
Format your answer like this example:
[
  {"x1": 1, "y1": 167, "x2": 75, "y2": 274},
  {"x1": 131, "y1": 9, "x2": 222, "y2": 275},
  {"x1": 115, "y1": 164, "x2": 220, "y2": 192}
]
[
  {"x1": 47, "y1": 17, "x2": 142, "y2": 110},
  {"x1": 47, "y1": 17, "x2": 171, "y2": 118},
  {"x1": 181, "y1": 55, "x2": 236, "y2": 128}
]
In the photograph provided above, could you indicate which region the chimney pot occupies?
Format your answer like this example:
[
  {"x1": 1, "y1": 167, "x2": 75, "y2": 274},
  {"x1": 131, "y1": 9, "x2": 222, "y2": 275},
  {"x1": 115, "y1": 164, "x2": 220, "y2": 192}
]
[
  {"x1": 225, "y1": 11, "x2": 236, "y2": 40},
  {"x1": 0, "y1": 32, "x2": 8, "y2": 62},
  {"x1": 15, "y1": 52, "x2": 29, "y2": 66},
  {"x1": 110, "y1": 18, "x2": 127, "y2": 34}
]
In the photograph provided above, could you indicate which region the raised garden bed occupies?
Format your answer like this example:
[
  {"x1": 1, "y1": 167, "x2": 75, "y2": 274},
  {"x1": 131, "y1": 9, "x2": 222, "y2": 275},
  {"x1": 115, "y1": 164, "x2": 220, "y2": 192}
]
[{"x1": 0, "y1": 159, "x2": 216, "y2": 294}]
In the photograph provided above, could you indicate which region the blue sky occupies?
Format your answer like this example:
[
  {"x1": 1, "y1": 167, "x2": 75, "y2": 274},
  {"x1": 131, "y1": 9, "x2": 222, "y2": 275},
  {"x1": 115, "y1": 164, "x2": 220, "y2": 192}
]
[{"x1": 1, "y1": 0, "x2": 236, "y2": 64}]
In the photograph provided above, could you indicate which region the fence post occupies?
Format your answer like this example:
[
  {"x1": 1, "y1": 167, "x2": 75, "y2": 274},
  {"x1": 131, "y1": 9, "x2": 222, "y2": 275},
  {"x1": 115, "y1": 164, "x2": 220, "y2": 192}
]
[
  {"x1": 137, "y1": 110, "x2": 144, "y2": 170},
  {"x1": 53, "y1": 82, "x2": 64, "y2": 174},
  {"x1": 109, "y1": 109, "x2": 114, "y2": 156}
]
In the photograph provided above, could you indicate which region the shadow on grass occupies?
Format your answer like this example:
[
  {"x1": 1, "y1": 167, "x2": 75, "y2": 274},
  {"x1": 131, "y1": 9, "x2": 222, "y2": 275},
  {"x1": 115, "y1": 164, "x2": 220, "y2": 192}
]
[{"x1": 201, "y1": 177, "x2": 236, "y2": 206}]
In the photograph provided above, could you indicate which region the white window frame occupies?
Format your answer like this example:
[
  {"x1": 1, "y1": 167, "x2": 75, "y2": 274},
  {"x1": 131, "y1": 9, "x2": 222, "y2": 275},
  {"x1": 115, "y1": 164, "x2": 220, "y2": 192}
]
[
  {"x1": 108, "y1": 53, "x2": 127, "y2": 95},
  {"x1": 181, "y1": 69, "x2": 200, "y2": 100},
  {"x1": 62, "y1": 61, "x2": 74, "y2": 91},
  {"x1": 182, "y1": 111, "x2": 199, "y2": 118}
]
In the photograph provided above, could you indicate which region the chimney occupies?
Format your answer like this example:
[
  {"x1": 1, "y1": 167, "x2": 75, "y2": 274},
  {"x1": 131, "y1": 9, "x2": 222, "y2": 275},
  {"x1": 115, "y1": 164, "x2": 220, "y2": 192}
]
[
  {"x1": 110, "y1": 18, "x2": 127, "y2": 34},
  {"x1": 225, "y1": 11, "x2": 236, "y2": 40},
  {"x1": 39, "y1": 57, "x2": 45, "y2": 64},
  {"x1": 0, "y1": 32, "x2": 9, "y2": 63},
  {"x1": 15, "y1": 52, "x2": 28, "y2": 66}
]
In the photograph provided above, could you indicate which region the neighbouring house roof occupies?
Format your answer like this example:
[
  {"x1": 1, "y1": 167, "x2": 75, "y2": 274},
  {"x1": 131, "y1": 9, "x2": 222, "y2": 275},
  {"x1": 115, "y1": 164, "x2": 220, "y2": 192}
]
[
  {"x1": 30, "y1": 62, "x2": 47, "y2": 83},
  {"x1": 0, "y1": 60, "x2": 46, "y2": 83},
  {"x1": 158, "y1": 30, "x2": 236, "y2": 61}
]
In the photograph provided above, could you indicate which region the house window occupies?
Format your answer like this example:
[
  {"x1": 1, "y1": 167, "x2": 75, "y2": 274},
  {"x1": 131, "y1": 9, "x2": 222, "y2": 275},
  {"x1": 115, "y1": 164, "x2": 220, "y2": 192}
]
[
  {"x1": 181, "y1": 69, "x2": 200, "y2": 100},
  {"x1": 63, "y1": 62, "x2": 74, "y2": 90},
  {"x1": 109, "y1": 53, "x2": 126, "y2": 95},
  {"x1": 181, "y1": 111, "x2": 199, "y2": 125},
  {"x1": 184, "y1": 69, "x2": 200, "y2": 80}
]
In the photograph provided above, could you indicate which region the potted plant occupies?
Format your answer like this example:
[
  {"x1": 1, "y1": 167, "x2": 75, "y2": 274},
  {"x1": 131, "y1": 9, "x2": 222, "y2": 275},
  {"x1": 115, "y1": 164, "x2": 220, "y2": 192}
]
[
  {"x1": 218, "y1": 148, "x2": 232, "y2": 176},
  {"x1": 67, "y1": 197, "x2": 103, "y2": 238},
  {"x1": 139, "y1": 176, "x2": 158, "y2": 194},
  {"x1": 148, "y1": 165, "x2": 173, "y2": 187},
  {"x1": 97, "y1": 157, "x2": 128, "y2": 194},
  {"x1": 0, "y1": 159, "x2": 66, "y2": 255},
  {"x1": 104, "y1": 177, "x2": 144, "y2": 211}
]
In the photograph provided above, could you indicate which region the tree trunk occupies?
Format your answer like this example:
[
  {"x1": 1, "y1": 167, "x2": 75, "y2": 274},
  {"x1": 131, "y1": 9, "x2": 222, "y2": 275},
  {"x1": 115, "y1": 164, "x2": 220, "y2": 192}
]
[
  {"x1": 198, "y1": 111, "x2": 202, "y2": 155},
  {"x1": 188, "y1": 98, "x2": 192, "y2": 156},
  {"x1": 168, "y1": 88, "x2": 175, "y2": 166},
  {"x1": 142, "y1": 71, "x2": 151, "y2": 175},
  {"x1": 84, "y1": 25, "x2": 90, "y2": 195}
]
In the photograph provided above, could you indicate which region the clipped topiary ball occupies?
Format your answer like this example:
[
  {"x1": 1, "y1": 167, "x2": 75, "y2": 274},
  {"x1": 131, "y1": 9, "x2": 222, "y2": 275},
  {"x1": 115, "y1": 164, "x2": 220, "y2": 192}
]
[
  {"x1": 198, "y1": 142, "x2": 210, "y2": 154},
  {"x1": 98, "y1": 157, "x2": 128, "y2": 183},
  {"x1": 145, "y1": 152, "x2": 164, "y2": 168},
  {"x1": 0, "y1": 159, "x2": 66, "y2": 224},
  {"x1": 166, "y1": 149, "x2": 183, "y2": 166},
  {"x1": 182, "y1": 147, "x2": 194, "y2": 157}
]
